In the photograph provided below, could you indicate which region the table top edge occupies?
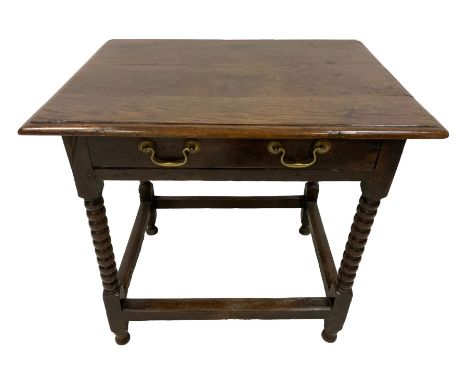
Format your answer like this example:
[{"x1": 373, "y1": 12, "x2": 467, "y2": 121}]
[{"x1": 18, "y1": 122, "x2": 449, "y2": 139}]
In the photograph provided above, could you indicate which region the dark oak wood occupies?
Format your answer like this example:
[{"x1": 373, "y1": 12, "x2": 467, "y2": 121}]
[
  {"x1": 322, "y1": 191, "x2": 381, "y2": 343},
  {"x1": 155, "y1": 195, "x2": 303, "y2": 209},
  {"x1": 103, "y1": 291, "x2": 129, "y2": 345},
  {"x1": 146, "y1": 209, "x2": 158, "y2": 235},
  {"x1": 118, "y1": 181, "x2": 158, "y2": 296},
  {"x1": 138, "y1": 180, "x2": 158, "y2": 235},
  {"x1": 118, "y1": 198, "x2": 151, "y2": 297},
  {"x1": 19, "y1": 40, "x2": 448, "y2": 345},
  {"x1": 87, "y1": 137, "x2": 381, "y2": 170},
  {"x1": 84, "y1": 197, "x2": 119, "y2": 293},
  {"x1": 362, "y1": 140, "x2": 406, "y2": 199},
  {"x1": 307, "y1": 202, "x2": 337, "y2": 296},
  {"x1": 122, "y1": 298, "x2": 332, "y2": 321},
  {"x1": 63, "y1": 137, "x2": 103, "y2": 198},
  {"x1": 84, "y1": 196, "x2": 129, "y2": 344},
  {"x1": 299, "y1": 182, "x2": 337, "y2": 297},
  {"x1": 93, "y1": 168, "x2": 374, "y2": 182},
  {"x1": 337, "y1": 196, "x2": 381, "y2": 294},
  {"x1": 19, "y1": 40, "x2": 447, "y2": 139},
  {"x1": 299, "y1": 182, "x2": 318, "y2": 235}
]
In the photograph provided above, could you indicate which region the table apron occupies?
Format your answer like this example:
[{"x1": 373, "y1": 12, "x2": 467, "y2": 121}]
[{"x1": 93, "y1": 168, "x2": 374, "y2": 181}]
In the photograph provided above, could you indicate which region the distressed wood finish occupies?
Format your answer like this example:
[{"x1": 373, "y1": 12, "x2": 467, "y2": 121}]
[
  {"x1": 18, "y1": 40, "x2": 448, "y2": 345},
  {"x1": 19, "y1": 40, "x2": 448, "y2": 140}
]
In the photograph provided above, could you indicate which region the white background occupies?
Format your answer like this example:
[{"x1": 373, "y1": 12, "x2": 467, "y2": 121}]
[{"x1": 2, "y1": 0, "x2": 466, "y2": 381}]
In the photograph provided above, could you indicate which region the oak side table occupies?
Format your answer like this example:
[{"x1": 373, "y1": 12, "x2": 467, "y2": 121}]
[{"x1": 19, "y1": 40, "x2": 448, "y2": 345}]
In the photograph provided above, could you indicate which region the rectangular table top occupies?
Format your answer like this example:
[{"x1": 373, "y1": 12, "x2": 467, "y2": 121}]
[{"x1": 19, "y1": 39, "x2": 447, "y2": 139}]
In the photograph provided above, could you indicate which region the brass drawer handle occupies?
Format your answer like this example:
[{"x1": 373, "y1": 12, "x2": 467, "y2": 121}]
[
  {"x1": 267, "y1": 140, "x2": 332, "y2": 169},
  {"x1": 138, "y1": 140, "x2": 201, "y2": 167}
]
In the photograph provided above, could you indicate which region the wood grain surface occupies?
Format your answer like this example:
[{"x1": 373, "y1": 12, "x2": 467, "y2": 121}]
[{"x1": 19, "y1": 40, "x2": 448, "y2": 139}]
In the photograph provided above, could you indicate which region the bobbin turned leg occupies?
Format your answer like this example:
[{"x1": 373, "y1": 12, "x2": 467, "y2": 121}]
[
  {"x1": 63, "y1": 137, "x2": 132, "y2": 344},
  {"x1": 321, "y1": 189, "x2": 380, "y2": 343},
  {"x1": 85, "y1": 197, "x2": 130, "y2": 345},
  {"x1": 320, "y1": 141, "x2": 405, "y2": 342},
  {"x1": 299, "y1": 182, "x2": 319, "y2": 235},
  {"x1": 140, "y1": 181, "x2": 158, "y2": 235}
]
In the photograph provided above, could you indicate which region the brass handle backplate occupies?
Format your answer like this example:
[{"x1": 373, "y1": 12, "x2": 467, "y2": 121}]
[
  {"x1": 267, "y1": 140, "x2": 332, "y2": 169},
  {"x1": 138, "y1": 140, "x2": 201, "y2": 168}
]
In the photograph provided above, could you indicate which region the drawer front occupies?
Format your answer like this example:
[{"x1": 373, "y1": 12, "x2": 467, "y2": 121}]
[{"x1": 87, "y1": 137, "x2": 381, "y2": 170}]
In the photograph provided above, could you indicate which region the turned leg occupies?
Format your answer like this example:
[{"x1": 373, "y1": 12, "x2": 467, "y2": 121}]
[
  {"x1": 322, "y1": 192, "x2": 381, "y2": 343},
  {"x1": 320, "y1": 141, "x2": 405, "y2": 342},
  {"x1": 85, "y1": 197, "x2": 130, "y2": 345},
  {"x1": 140, "y1": 181, "x2": 158, "y2": 235},
  {"x1": 299, "y1": 182, "x2": 319, "y2": 235}
]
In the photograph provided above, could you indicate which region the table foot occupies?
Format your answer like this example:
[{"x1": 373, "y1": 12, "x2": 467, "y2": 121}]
[
  {"x1": 146, "y1": 221, "x2": 158, "y2": 235},
  {"x1": 115, "y1": 332, "x2": 131, "y2": 345},
  {"x1": 299, "y1": 225, "x2": 310, "y2": 235},
  {"x1": 321, "y1": 329, "x2": 337, "y2": 343}
]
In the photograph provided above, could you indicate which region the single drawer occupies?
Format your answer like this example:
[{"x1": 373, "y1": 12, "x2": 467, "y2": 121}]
[{"x1": 87, "y1": 137, "x2": 381, "y2": 171}]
